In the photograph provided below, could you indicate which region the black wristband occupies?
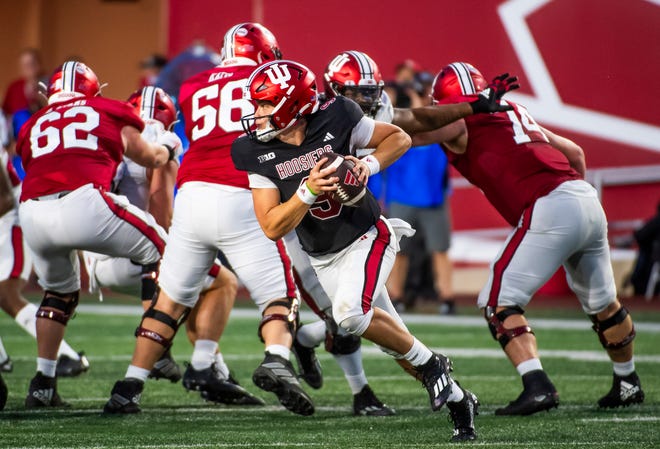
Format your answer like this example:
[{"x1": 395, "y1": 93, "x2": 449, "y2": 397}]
[{"x1": 163, "y1": 144, "x2": 175, "y2": 161}]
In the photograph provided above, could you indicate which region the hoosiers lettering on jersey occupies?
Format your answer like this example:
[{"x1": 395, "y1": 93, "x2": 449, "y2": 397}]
[
  {"x1": 275, "y1": 145, "x2": 333, "y2": 179},
  {"x1": 232, "y1": 96, "x2": 381, "y2": 256}
]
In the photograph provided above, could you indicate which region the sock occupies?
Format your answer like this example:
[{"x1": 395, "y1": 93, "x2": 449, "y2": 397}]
[
  {"x1": 613, "y1": 359, "x2": 635, "y2": 377},
  {"x1": 191, "y1": 339, "x2": 218, "y2": 371},
  {"x1": 404, "y1": 338, "x2": 433, "y2": 367},
  {"x1": 266, "y1": 344, "x2": 290, "y2": 360},
  {"x1": 125, "y1": 365, "x2": 150, "y2": 382},
  {"x1": 15, "y1": 303, "x2": 38, "y2": 337},
  {"x1": 447, "y1": 382, "x2": 465, "y2": 403},
  {"x1": 0, "y1": 337, "x2": 8, "y2": 363},
  {"x1": 333, "y1": 347, "x2": 367, "y2": 394},
  {"x1": 37, "y1": 357, "x2": 57, "y2": 378},
  {"x1": 214, "y1": 352, "x2": 230, "y2": 379},
  {"x1": 296, "y1": 320, "x2": 326, "y2": 348},
  {"x1": 516, "y1": 358, "x2": 543, "y2": 376},
  {"x1": 57, "y1": 341, "x2": 80, "y2": 360}
]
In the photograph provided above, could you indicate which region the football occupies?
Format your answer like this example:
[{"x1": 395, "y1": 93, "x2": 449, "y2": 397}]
[{"x1": 320, "y1": 152, "x2": 367, "y2": 206}]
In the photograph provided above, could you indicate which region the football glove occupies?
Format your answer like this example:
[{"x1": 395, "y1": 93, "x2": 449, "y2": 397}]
[
  {"x1": 469, "y1": 73, "x2": 520, "y2": 114},
  {"x1": 157, "y1": 130, "x2": 183, "y2": 163}
]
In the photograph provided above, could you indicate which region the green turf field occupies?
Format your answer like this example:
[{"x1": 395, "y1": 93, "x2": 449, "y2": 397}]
[{"x1": 0, "y1": 300, "x2": 658, "y2": 448}]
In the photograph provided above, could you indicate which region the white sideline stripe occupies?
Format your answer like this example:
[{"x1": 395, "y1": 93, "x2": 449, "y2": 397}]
[
  {"x1": 581, "y1": 416, "x2": 660, "y2": 423},
  {"x1": 75, "y1": 304, "x2": 660, "y2": 333}
]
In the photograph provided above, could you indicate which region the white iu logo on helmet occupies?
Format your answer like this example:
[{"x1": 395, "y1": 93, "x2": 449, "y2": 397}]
[
  {"x1": 264, "y1": 63, "x2": 292, "y2": 89},
  {"x1": 326, "y1": 53, "x2": 350, "y2": 77}
]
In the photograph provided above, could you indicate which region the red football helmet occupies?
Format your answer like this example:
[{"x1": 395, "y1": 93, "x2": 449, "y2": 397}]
[
  {"x1": 221, "y1": 22, "x2": 282, "y2": 64},
  {"x1": 126, "y1": 86, "x2": 177, "y2": 130},
  {"x1": 47, "y1": 61, "x2": 101, "y2": 105},
  {"x1": 323, "y1": 51, "x2": 384, "y2": 118},
  {"x1": 242, "y1": 60, "x2": 318, "y2": 142},
  {"x1": 431, "y1": 62, "x2": 488, "y2": 102}
]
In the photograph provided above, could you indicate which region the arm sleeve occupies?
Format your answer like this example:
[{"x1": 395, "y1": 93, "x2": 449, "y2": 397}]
[
  {"x1": 248, "y1": 173, "x2": 278, "y2": 189},
  {"x1": 349, "y1": 116, "x2": 375, "y2": 154}
]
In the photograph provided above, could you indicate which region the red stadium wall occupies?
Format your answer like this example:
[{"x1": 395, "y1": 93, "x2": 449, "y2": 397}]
[{"x1": 168, "y1": 0, "x2": 660, "y2": 231}]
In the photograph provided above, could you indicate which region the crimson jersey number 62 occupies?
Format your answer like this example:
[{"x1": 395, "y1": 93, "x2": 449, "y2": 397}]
[{"x1": 30, "y1": 106, "x2": 100, "y2": 157}]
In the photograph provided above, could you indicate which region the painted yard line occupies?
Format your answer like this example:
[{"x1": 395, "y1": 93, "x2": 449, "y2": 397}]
[
  {"x1": 581, "y1": 416, "x2": 660, "y2": 423},
  {"x1": 75, "y1": 304, "x2": 660, "y2": 332}
]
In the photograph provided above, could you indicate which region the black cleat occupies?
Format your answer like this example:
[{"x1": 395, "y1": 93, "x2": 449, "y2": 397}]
[
  {"x1": 0, "y1": 372, "x2": 7, "y2": 411},
  {"x1": 353, "y1": 385, "x2": 396, "y2": 416},
  {"x1": 183, "y1": 363, "x2": 264, "y2": 406},
  {"x1": 148, "y1": 350, "x2": 182, "y2": 383},
  {"x1": 418, "y1": 354, "x2": 454, "y2": 411},
  {"x1": 495, "y1": 370, "x2": 559, "y2": 416},
  {"x1": 292, "y1": 337, "x2": 323, "y2": 389},
  {"x1": 103, "y1": 378, "x2": 144, "y2": 414},
  {"x1": 448, "y1": 387, "x2": 479, "y2": 442},
  {"x1": 56, "y1": 352, "x2": 90, "y2": 378},
  {"x1": 25, "y1": 372, "x2": 68, "y2": 408},
  {"x1": 598, "y1": 372, "x2": 644, "y2": 409},
  {"x1": 252, "y1": 353, "x2": 315, "y2": 416},
  {"x1": 0, "y1": 356, "x2": 13, "y2": 373}
]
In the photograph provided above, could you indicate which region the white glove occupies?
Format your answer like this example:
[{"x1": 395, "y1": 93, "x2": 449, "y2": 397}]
[
  {"x1": 157, "y1": 130, "x2": 183, "y2": 164},
  {"x1": 141, "y1": 119, "x2": 165, "y2": 143}
]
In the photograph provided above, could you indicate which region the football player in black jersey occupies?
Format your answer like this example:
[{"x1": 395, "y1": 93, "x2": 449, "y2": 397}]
[{"x1": 232, "y1": 60, "x2": 516, "y2": 442}]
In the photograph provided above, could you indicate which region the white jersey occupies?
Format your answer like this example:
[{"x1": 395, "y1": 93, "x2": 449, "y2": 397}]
[{"x1": 115, "y1": 157, "x2": 149, "y2": 210}]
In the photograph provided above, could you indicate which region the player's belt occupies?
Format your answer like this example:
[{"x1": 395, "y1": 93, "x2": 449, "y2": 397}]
[{"x1": 32, "y1": 191, "x2": 72, "y2": 201}]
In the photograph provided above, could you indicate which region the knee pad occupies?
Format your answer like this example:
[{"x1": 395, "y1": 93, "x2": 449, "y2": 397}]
[
  {"x1": 589, "y1": 306, "x2": 636, "y2": 350},
  {"x1": 135, "y1": 295, "x2": 190, "y2": 349},
  {"x1": 141, "y1": 262, "x2": 160, "y2": 301},
  {"x1": 36, "y1": 290, "x2": 80, "y2": 325},
  {"x1": 485, "y1": 306, "x2": 534, "y2": 349},
  {"x1": 338, "y1": 312, "x2": 372, "y2": 337},
  {"x1": 324, "y1": 329, "x2": 361, "y2": 355},
  {"x1": 258, "y1": 297, "x2": 299, "y2": 342}
]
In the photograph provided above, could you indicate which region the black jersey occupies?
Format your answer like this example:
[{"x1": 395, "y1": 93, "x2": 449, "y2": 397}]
[{"x1": 232, "y1": 96, "x2": 381, "y2": 256}]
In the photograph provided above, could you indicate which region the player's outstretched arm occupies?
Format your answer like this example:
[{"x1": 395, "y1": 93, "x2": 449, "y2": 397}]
[
  {"x1": 392, "y1": 73, "x2": 519, "y2": 135},
  {"x1": 122, "y1": 126, "x2": 180, "y2": 169}
]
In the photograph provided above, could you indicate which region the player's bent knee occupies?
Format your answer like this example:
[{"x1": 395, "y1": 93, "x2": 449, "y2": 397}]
[
  {"x1": 258, "y1": 297, "x2": 300, "y2": 342},
  {"x1": 337, "y1": 313, "x2": 371, "y2": 337},
  {"x1": 36, "y1": 290, "x2": 80, "y2": 325},
  {"x1": 589, "y1": 305, "x2": 635, "y2": 350},
  {"x1": 484, "y1": 305, "x2": 534, "y2": 349}
]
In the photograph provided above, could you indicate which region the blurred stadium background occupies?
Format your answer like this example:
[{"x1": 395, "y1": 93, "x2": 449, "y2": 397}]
[{"x1": 1, "y1": 0, "x2": 659, "y2": 298}]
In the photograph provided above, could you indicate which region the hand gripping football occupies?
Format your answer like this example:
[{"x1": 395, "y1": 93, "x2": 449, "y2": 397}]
[{"x1": 320, "y1": 152, "x2": 367, "y2": 206}]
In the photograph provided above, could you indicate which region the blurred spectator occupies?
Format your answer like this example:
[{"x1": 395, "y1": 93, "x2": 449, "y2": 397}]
[
  {"x1": 384, "y1": 75, "x2": 455, "y2": 314},
  {"x1": 155, "y1": 42, "x2": 222, "y2": 152},
  {"x1": 139, "y1": 54, "x2": 168, "y2": 87},
  {"x1": 2, "y1": 48, "x2": 46, "y2": 116},
  {"x1": 384, "y1": 59, "x2": 424, "y2": 108},
  {"x1": 384, "y1": 144, "x2": 455, "y2": 314},
  {"x1": 623, "y1": 201, "x2": 660, "y2": 297}
]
